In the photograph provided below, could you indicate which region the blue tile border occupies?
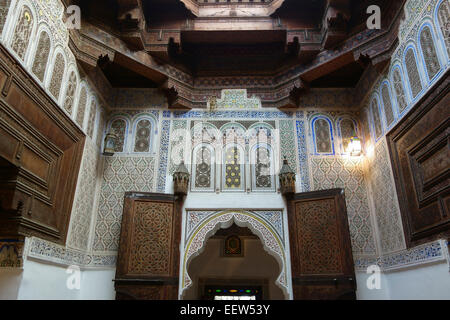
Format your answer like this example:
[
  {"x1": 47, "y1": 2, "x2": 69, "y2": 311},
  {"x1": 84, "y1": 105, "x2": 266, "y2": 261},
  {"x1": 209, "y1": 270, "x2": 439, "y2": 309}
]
[{"x1": 354, "y1": 240, "x2": 449, "y2": 272}]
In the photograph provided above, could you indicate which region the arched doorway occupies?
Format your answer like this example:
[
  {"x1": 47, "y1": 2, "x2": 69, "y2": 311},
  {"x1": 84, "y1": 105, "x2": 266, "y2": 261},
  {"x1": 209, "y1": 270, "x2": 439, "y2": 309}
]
[
  {"x1": 183, "y1": 224, "x2": 285, "y2": 300},
  {"x1": 180, "y1": 210, "x2": 291, "y2": 300}
]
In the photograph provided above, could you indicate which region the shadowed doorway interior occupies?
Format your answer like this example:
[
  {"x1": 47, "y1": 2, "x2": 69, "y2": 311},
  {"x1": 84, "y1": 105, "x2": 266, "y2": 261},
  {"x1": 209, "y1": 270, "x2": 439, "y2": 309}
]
[{"x1": 183, "y1": 224, "x2": 285, "y2": 300}]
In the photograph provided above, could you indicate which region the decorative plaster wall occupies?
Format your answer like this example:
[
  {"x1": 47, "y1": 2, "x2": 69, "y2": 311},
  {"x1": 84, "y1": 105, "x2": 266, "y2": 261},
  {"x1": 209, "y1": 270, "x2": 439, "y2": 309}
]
[
  {"x1": 311, "y1": 157, "x2": 377, "y2": 256},
  {"x1": 67, "y1": 139, "x2": 101, "y2": 251},
  {"x1": 0, "y1": 0, "x2": 109, "y2": 267},
  {"x1": 368, "y1": 138, "x2": 406, "y2": 254},
  {"x1": 93, "y1": 156, "x2": 156, "y2": 252},
  {"x1": 354, "y1": 0, "x2": 449, "y2": 269}
]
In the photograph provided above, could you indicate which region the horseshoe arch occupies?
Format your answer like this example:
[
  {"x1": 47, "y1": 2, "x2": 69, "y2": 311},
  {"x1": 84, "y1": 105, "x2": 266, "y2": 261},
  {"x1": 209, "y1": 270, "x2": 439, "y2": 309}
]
[{"x1": 180, "y1": 210, "x2": 291, "y2": 300}]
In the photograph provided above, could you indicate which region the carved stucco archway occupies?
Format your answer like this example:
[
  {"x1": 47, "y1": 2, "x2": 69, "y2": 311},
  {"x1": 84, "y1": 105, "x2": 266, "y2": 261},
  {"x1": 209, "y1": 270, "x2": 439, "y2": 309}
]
[{"x1": 180, "y1": 210, "x2": 291, "y2": 299}]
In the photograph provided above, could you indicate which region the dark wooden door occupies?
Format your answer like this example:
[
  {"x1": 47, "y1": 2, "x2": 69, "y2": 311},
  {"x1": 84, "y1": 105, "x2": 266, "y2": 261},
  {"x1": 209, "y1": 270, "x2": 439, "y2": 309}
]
[
  {"x1": 114, "y1": 192, "x2": 182, "y2": 300},
  {"x1": 387, "y1": 71, "x2": 449, "y2": 247},
  {"x1": 287, "y1": 189, "x2": 356, "y2": 300}
]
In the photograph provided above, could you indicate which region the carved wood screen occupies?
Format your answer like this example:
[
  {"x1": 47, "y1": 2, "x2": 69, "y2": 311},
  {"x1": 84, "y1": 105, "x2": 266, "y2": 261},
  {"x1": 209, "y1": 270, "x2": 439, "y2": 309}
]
[
  {"x1": 0, "y1": 45, "x2": 85, "y2": 244},
  {"x1": 287, "y1": 189, "x2": 356, "y2": 300},
  {"x1": 387, "y1": 69, "x2": 449, "y2": 247},
  {"x1": 115, "y1": 192, "x2": 182, "y2": 300}
]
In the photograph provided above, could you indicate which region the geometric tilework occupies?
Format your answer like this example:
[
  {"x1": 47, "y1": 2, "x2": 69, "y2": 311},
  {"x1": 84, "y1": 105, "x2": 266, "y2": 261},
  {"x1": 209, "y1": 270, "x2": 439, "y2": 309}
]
[
  {"x1": 0, "y1": 1, "x2": 11, "y2": 36},
  {"x1": 368, "y1": 138, "x2": 406, "y2": 254},
  {"x1": 173, "y1": 110, "x2": 293, "y2": 119},
  {"x1": 393, "y1": 68, "x2": 408, "y2": 114},
  {"x1": 157, "y1": 120, "x2": 171, "y2": 193},
  {"x1": 31, "y1": 31, "x2": 51, "y2": 82},
  {"x1": 210, "y1": 89, "x2": 261, "y2": 110},
  {"x1": 371, "y1": 98, "x2": 383, "y2": 139},
  {"x1": 296, "y1": 120, "x2": 311, "y2": 192},
  {"x1": 168, "y1": 120, "x2": 188, "y2": 175},
  {"x1": 405, "y1": 48, "x2": 423, "y2": 99},
  {"x1": 437, "y1": 0, "x2": 450, "y2": 57},
  {"x1": 49, "y1": 52, "x2": 65, "y2": 100},
  {"x1": 10, "y1": 5, "x2": 33, "y2": 61},
  {"x1": 27, "y1": 237, "x2": 117, "y2": 269},
  {"x1": 311, "y1": 157, "x2": 377, "y2": 256},
  {"x1": 354, "y1": 240, "x2": 447, "y2": 272},
  {"x1": 279, "y1": 120, "x2": 298, "y2": 176},
  {"x1": 381, "y1": 85, "x2": 395, "y2": 127},
  {"x1": 185, "y1": 209, "x2": 285, "y2": 244},
  {"x1": 93, "y1": 156, "x2": 155, "y2": 252},
  {"x1": 420, "y1": 26, "x2": 441, "y2": 80}
]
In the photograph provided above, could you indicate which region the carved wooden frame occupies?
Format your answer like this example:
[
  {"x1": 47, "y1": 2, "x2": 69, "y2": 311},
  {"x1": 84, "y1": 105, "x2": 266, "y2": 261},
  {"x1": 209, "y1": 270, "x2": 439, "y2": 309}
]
[
  {"x1": 386, "y1": 69, "x2": 449, "y2": 248},
  {"x1": 0, "y1": 43, "x2": 85, "y2": 245}
]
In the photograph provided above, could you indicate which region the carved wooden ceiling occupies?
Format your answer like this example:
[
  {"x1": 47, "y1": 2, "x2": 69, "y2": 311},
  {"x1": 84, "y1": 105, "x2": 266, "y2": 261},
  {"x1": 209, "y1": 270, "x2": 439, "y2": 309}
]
[{"x1": 69, "y1": 0, "x2": 404, "y2": 109}]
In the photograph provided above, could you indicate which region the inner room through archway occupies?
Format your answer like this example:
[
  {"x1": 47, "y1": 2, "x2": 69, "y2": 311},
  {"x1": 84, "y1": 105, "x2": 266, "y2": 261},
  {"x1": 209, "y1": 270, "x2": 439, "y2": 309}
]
[{"x1": 183, "y1": 224, "x2": 285, "y2": 300}]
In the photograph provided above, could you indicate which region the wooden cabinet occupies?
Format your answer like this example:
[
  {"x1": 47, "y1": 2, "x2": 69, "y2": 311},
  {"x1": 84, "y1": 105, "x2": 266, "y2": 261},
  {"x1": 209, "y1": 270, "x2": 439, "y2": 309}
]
[
  {"x1": 387, "y1": 69, "x2": 449, "y2": 247},
  {"x1": 287, "y1": 189, "x2": 356, "y2": 300},
  {"x1": 0, "y1": 45, "x2": 85, "y2": 244},
  {"x1": 114, "y1": 192, "x2": 183, "y2": 300}
]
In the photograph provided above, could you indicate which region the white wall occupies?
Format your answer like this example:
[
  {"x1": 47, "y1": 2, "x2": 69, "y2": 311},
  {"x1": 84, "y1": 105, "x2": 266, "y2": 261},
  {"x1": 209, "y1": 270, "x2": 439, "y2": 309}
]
[
  {"x1": 182, "y1": 191, "x2": 288, "y2": 211},
  {"x1": 0, "y1": 259, "x2": 116, "y2": 300},
  {"x1": 17, "y1": 259, "x2": 81, "y2": 300},
  {"x1": 384, "y1": 262, "x2": 450, "y2": 300},
  {"x1": 356, "y1": 262, "x2": 450, "y2": 300},
  {"x1": 80, "y1": 268, "x2": 116, "y2": 300},
  {"x1": 1, "y1": 251, "x2": 449, "y2": 300},
  {"x1": 356, "y1": 270, "x2": 391, "y2": 300}
]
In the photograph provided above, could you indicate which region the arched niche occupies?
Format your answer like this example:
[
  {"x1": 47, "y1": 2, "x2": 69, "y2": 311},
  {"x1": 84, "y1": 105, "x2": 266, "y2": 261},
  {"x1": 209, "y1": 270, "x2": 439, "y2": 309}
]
[
  {"x1": 180, "y1": 210, "x2": 290, "y2": 300},
  {"x1": 184, "y1": 223, "x2": 284, "y2": 300}
]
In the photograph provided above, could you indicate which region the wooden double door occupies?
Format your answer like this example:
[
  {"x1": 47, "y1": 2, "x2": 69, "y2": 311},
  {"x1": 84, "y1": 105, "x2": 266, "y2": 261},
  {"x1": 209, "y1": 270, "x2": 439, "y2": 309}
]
[
  {"x1": 287, "y1": 189, "x2": 356, "y2": 300},
  {"x1": 114, "y1": 189, "x2": 356, "y2": 300}
]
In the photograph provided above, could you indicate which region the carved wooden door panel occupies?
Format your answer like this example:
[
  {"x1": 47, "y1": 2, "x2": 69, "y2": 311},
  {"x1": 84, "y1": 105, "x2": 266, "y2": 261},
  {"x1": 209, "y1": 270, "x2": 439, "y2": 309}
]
[
  {"x1": 287, "y1": 189, "x2": 356, "y2": 300},
  {"x1": 0, "y1": 47, "x2": 85, "y2": 244},
  {"x1": 115, "y1": 192, "x2": 182, "y2": 300},
  {"x1": 387, "y1": 72, "x2": 449, "y2": 246}
]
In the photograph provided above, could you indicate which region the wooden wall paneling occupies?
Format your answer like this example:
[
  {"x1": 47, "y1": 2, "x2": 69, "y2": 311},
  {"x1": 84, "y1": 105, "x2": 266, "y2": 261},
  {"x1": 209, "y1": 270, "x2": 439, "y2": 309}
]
[
  {"x1": 0, "y1": 44, "x2": 85, "y2": 245},
  {"x1": 115, "y1": 192, "x2": 183, "y2": 300},
  {"x1": 287, "y1": 188, "x2": 356, "y2": 300},
  {"x1": 387, "y1": 69, "x2": 450, "y2": 247}
]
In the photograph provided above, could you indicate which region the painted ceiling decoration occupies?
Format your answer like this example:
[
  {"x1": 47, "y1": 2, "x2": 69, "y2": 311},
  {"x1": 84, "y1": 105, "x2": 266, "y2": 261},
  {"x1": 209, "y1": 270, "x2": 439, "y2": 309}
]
[{"x1": 179, "y1": 0, "x2": 286, "y2": 17}]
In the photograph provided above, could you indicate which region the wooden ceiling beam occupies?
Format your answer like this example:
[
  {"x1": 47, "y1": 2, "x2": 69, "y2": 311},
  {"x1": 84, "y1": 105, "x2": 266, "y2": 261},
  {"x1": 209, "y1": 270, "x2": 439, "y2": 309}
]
[
  {"x1": 322, "y1": 0, "x2": 351, "y2": 49},
  {"x1": 112, "y1": 52, "x2": 168, "y2": 85},
  {"x1": 116, "y1": 0, "x2": 145, "y2": 50}
]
